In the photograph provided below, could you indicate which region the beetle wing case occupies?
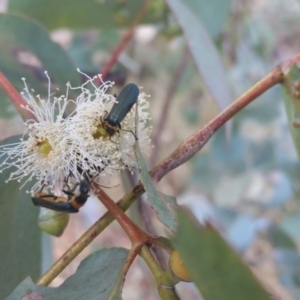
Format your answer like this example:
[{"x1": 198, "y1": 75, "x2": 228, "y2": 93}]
[
  {"x1": 32, "y1": 195, "x2": 79, "y2": 213},
  {"x1": 104, "y1": 83, "x2": 139, "y2": 127}
]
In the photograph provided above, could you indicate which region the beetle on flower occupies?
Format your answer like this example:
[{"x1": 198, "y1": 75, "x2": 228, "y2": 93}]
[{"x1": 0, "y1": 71, "x2": 152, "y2": 197}]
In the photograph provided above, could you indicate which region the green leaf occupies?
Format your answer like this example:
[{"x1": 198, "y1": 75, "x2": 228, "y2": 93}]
[
  {"x1": 135, "y1": 142, "x2": 177, "y2": 231},
  {"x1": 0, "y1": 13, "x2": 80, "y2": 96},
  {"x1": 282, "y1": 64, "x2": 300, "y2": 160},
  {"x1": 173, "y1": 210, "x2": 272, "y2": 300},
  {"x1": 184, "y1": 0, "x2": 231, "y2": 37},
  {"x1": 8, "y1": 0, "x2": 165, "y2": 30},
  {"x1": 0, "y1": 89, "x2": 15, "y2": 119},
  {"x1": 165, "y1": 0, "x2": 232, "y2": 111},
  {"x1": 0, "y1": 135, "x2": 41, "y2": 300},
  {"x1": 280, "y1": 215, "x2": 300, "y2": 241},
  {"x1": 7, "y1": 248, "x2": 129, "y2": 300},
  {"x1": 268, "y1": 224, "x2": 297, "y2": 250},
  {"x1": 68, "y1": 30, "x2": 122, "y2": 73}
]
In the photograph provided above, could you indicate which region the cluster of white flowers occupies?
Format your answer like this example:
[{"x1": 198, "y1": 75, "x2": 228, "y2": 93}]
[{"x1": 0, "y1": 71, "x2": 152, "y2": 194}]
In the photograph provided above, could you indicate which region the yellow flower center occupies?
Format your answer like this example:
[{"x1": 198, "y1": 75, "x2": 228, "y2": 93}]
[
  {"x1": 37, "y1": 139, "x2": 53, "y2": 157},
  {"x1": 92, "y1": 124, "x2": 109, "y2": 139}
]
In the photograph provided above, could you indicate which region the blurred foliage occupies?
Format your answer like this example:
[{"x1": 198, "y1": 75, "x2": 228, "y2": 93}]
[
  {"x1": 0, "y1": 14, "x2": 81, "y2": 94},
  {"x1": 8, "y1": 248, "x2": 129, "y2": 300},
  {"x1": 136, "y1": 140, "x2": 178, "y2": 231},
  {"x1": 0, "y1": 136, "x2": 41, "y2": 300},
  {"x1": 1, "y1": 0, "x2": 300, "y2": 299},
  {"x1": 173, "y1": 210, "x2": 270, "y2": 300},
  {"x1": 8, "y1": 0, "x2": 167, "y2": 30}
]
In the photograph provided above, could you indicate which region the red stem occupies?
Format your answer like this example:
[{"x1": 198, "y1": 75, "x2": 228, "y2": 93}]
[
  {"x1": 123, "y1": 247, "x2": 139, "y2": 274},
  {"x1": 99, "y1": 0, "x2": 150, "y2": 81},
  {"x1": 93, "y1": 185, "x2": 151, "y2": 245},
  {"x1": 0, "y1": 70, "x2": 36, "y2": 121}
]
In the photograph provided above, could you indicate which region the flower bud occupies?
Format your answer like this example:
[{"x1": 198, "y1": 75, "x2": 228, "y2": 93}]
[
  {"x1": 38, "y1": 207, "x2": 69, "y2": 237},
  {"x1": 169, "y1": 250, "x2": 192, "y2": 282}
]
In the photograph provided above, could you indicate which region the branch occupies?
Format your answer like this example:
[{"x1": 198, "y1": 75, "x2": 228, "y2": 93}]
[
  {"x1": 150, "y1": 65, "x2": 283, "y2": 181},
  {"x1": 99, "y1": 0, "x2": 150, "y2": 81},
  {"x1": 36, "y1": 60, "x2": 285, "y2": 286}
]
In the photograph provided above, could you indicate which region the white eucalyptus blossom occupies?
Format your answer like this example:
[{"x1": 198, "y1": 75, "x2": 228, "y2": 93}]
[
  {"x1": 67, "y1": 72, "x2": 152, "y2": 177},
  {"x1": 0, "y1": 72, "x2": 75, "y2": 193},
  {"x1": 0, "y1": 70, "x2": 152, "y2": 194}
]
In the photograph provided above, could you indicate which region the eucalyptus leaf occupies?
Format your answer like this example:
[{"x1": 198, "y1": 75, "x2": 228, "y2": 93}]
[
  {"x1": 268, "y1": 224, "x2": 297, "y2": 250},
  {"x1": 135, "y1": 142, "x2": 177, "y2": 231},
  {"x1": 280, "y1": 215, "x2": 300, "y2": 241},
  {"x1": 184, "y1": 0, "x2": 231, "y2": 37},
  {"x1": 0, "y1": 13, "x2": 80, "y2": 97},
  {"x1": 69, "y1": 31, "x2": 121, "y2": 73},
  {"x1": 282, "y1": 63, "x2": 300, "y2": 160},
  {"x1": 165, "y1": 0, "x2": 232, "y2": 111},
  {"x1": 0, "y1": 89, "x2": 15, "y2": 119},
  {"x1": 8, "y1": 0, "x2": 165, "y2": 30},
  {"x1": 7, "y1": 248, "x2": 129, "y2": 300},
  {"x1": 173, "y1": 210, "x2": 272, "y2": 300},
  {"x1": 0, "y1": 135, "x2": 41, "y2": 300}
]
